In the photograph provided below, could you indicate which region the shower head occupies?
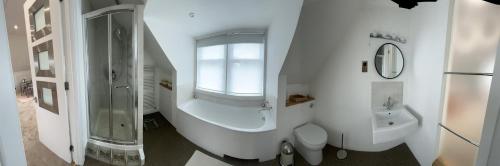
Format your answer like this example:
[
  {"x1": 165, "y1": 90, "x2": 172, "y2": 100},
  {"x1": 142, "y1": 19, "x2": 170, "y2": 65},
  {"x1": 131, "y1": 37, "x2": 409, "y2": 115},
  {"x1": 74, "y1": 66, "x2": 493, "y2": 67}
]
[{"x1": 114, "y1": 27, "x2": 124, "y2": 41}]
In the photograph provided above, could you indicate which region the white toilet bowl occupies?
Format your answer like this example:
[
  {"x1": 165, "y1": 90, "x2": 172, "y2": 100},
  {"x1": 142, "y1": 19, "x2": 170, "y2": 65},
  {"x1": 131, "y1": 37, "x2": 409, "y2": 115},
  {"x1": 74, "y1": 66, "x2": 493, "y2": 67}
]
[{"x1": 294, "y1": 123, "x2": 327, "y2": 165}]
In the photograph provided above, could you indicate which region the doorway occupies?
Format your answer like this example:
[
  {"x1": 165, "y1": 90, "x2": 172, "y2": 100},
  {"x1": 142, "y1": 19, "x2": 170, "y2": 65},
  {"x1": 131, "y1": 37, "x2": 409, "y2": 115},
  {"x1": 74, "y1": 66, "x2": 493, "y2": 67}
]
[{"x1": 4, "y1": 0, "x2": 68, "y2": 165}]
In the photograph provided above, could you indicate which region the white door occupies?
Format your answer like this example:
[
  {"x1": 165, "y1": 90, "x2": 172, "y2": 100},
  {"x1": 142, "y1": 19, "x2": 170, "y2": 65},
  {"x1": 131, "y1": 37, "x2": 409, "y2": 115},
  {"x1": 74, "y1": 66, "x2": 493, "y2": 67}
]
[{"x1": 23, "y1": 0, "x2": 71, "y2": 162}]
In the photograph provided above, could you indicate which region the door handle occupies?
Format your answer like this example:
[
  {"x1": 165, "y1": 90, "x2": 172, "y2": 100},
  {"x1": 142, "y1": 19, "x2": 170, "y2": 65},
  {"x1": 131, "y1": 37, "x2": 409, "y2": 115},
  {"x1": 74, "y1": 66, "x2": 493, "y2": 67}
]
[{"x1": 114, "y1": 85, "x2": 130, "y2": 89}]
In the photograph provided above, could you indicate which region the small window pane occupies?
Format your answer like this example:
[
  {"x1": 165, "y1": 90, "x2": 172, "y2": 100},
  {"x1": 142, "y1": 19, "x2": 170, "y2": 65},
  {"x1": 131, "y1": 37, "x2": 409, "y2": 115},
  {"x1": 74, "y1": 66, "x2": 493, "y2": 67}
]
[
  {"x1": 39, "y1": 51, "x2": 50, "y2": 70},
  {"x1": 34, "y1": 7, "x2": 46, "y2": 31},
  {"x1": 228, "y1": 61, "x2": 264, "y2": 95},
  {"x1": 198, "y1": 45, "x2": 225, "y2": 60},
  {"x1": 227, "y1": 43, "x2": 264, "y2": 95},
  {"x1": 197, "y1": 45, "x2": 226, "y2": 92},
  {"x1": 442, "y1": 75, "x2": 491, "y2": 143},
  {"x1": 42, "y1": 88, "x2": 53, "y2": 106},
  {"x1": 231, "y1": 43, "x2": 263, "y2": 60},
  {"x1": 437, "y1": 128, "x2": 478, "y2": 166}
]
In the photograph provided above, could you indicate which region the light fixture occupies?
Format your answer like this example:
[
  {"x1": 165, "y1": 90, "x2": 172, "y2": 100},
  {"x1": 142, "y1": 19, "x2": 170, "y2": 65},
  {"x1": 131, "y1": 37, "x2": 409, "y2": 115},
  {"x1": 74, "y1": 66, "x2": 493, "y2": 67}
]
[
  {"x1": 484, "y1": 0, "x2": 500, "y2": 5},
  {"x1": 189, "y1": 12, "x2": 195, "y2": 18},
  {"x1": 391, "y1": 0, "x2": 437, "y2": 9},
  {"x1": 13, "y1": 25, "x2": 18, "y2": 30}
]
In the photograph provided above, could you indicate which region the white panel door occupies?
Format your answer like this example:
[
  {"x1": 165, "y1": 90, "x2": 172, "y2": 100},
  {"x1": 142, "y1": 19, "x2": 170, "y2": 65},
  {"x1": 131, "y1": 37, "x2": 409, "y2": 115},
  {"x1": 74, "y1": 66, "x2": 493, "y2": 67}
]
[{"x1": 23, "y1": 0, "x2": 71, "y2": 163}]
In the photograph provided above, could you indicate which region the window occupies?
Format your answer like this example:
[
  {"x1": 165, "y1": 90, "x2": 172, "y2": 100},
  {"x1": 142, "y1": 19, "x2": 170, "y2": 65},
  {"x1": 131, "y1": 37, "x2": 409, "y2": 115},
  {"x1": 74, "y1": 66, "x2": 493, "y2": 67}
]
[{"x1": 196, "y1": 32, "x2": 265, "y2": 97}]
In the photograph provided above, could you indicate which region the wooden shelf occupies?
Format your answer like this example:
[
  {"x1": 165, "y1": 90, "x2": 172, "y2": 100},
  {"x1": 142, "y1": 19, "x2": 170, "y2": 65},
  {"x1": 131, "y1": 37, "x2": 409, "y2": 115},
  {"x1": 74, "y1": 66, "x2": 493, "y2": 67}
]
[
  {"x1": 159, "y1": 83, "x2": 172, "y2": 90},
  {"x1": 286, "y1": 96, "x2": 314, "y2": 107}
]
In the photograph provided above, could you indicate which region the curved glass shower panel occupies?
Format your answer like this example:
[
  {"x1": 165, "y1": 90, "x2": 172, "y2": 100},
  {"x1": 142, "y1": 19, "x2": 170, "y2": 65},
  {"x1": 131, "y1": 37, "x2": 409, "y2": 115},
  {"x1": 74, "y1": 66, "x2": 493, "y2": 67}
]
[
  {"x1": 86, "y1": 9, "x2": 137, "y2": 144},
  {"x1": 87, "y1": 15, "x2": 110, "y2": 139},
  {"x1": 111, "y1": 12, "x2": 135, "y2": 142}
]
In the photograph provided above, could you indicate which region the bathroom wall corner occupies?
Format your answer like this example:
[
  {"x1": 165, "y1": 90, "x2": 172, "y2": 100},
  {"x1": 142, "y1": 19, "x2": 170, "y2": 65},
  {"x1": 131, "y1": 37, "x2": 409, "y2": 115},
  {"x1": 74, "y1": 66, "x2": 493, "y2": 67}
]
[{"x1": 404, "y1": 0, "x2": 451, "y2": 165}]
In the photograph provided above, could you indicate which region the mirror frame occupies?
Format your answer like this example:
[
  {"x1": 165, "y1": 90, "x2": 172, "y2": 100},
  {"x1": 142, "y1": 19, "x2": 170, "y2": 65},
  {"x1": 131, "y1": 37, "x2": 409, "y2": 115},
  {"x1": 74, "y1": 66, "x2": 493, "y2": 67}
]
[{"x1": 374, "y1": 43, "x2": 405, "y2": 79}]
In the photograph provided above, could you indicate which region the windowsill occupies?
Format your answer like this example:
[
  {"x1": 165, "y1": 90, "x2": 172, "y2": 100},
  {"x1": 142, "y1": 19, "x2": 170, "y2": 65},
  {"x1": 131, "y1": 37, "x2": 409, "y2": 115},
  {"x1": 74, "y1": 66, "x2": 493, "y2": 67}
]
[{"x1": 195, "y1": 89, "x2": 264, "y2": 107}]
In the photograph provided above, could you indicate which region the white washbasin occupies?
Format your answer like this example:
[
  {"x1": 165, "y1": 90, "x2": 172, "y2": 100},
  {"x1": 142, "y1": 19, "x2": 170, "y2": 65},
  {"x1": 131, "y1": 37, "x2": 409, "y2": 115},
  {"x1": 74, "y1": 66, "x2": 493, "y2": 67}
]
[{"x1": 372, "y1": 106, "x2": 418, "y2": 144}]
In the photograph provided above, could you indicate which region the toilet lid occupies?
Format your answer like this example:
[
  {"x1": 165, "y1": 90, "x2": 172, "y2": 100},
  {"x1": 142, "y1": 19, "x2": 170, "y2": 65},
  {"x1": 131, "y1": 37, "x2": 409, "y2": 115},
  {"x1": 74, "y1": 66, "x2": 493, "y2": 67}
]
[{"x1": 295, "y1": 123, "x2": 327, "y2": 146}]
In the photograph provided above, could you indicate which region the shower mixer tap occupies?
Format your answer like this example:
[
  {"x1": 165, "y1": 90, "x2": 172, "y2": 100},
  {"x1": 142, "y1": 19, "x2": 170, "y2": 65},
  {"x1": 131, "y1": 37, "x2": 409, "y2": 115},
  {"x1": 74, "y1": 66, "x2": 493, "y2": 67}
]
[{"x1": 114, "y1": 85, "x2": 130, "y2": 89}]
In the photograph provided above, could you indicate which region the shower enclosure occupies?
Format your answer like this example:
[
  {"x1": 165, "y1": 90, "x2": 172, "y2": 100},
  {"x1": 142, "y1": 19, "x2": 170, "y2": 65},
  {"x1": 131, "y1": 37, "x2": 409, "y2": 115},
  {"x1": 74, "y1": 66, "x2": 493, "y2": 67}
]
[{"x1": 84, "y1": 5, "x2": 144, "y2": 165}]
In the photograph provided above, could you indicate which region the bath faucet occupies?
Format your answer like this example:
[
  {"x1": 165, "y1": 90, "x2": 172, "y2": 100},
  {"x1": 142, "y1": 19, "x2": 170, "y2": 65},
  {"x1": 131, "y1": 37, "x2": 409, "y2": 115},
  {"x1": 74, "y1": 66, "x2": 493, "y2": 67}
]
[
  {"x1": 260, "y1": 101, "x2": 272, "y2": 111},
  {"x1": 383, "y1": 97, "x2": 395, "y2": 110}
]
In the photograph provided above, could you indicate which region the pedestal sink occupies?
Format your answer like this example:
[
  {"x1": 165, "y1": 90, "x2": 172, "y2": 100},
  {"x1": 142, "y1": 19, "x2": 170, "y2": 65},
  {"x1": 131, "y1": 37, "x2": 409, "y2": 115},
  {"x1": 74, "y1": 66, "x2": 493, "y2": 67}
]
[{"x1": 372, "y1": 106, "x2": 418, "y2": 144}]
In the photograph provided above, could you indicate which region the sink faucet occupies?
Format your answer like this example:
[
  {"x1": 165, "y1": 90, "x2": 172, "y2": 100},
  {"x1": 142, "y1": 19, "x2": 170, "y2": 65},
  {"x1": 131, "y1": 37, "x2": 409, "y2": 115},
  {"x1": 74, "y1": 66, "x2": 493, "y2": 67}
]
[{"x1": 383, "y1": 97, "x2": 395, "y2": 110}]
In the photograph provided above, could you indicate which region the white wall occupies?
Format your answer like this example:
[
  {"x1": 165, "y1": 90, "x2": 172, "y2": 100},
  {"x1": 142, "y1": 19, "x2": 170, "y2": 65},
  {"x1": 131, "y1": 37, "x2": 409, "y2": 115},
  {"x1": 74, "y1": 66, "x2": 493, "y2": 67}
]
[
  {"x1": 7, "y1": 33, "x2": 30, "y2": 72},
  {"x1": 484, "y1": 43, "x2": 500, "y2": 166},
  {"x1": 265, "y1": 0, "x2": 303, "y2": 123},
  {"x1": 7, "y1": 33, "x2": 31, "y2": 92},
  {"x1": 276, "y1": 76, "x2": 314, "y2": 145},
  {"x1": 144, "y1": 0, "x2": 303, "y2": 130},
  {"x1": 285, "y1": 0, "x2": 413, "y2": 152},
  {"x1": 143, "y1": 13, "x2": 195, "y2": 126},
  {"x1": 143, "y1": 25, "x2": 175, "y2": 123},
  {"x1": 279, "y1": 1, "x2": 453, "y2": 165},
  {"x1": 0, "y1": 1, "x2": 27, "y2": 165},
  {"x1": 405, "y1": 0, "x2": 451, "y2": 165}
]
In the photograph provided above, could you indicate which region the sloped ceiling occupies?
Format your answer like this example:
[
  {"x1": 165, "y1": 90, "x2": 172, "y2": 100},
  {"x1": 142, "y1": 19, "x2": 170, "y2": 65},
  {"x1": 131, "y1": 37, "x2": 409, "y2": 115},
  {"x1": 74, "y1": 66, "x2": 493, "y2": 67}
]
[
  {"x1": 144, "y1": 0, "x2": 303, "y2": 86},
  {"x1": 144, "y1": 25, "x2": 174, "y2": 72},
  {"x1": 281, "y1": 0, "x2": 365, "y2": 83},
  {"x1": 281, "y1": 0, "x2": 411, "y2": 84}
]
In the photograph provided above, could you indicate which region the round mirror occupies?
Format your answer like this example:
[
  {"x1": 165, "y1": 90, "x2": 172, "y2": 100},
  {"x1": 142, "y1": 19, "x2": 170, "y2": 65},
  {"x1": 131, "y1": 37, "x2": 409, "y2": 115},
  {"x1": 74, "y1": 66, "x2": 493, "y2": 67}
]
[{"x1": 374, "y1": 43, "x2": 404, "y2": 79}]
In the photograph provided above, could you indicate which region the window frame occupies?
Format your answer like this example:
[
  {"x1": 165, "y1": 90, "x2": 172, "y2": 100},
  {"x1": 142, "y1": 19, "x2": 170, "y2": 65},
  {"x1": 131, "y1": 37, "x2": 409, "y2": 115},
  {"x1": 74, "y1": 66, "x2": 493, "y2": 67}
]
[{"x1": 194, "y1": 31, "x2": 267, "y2": 101}]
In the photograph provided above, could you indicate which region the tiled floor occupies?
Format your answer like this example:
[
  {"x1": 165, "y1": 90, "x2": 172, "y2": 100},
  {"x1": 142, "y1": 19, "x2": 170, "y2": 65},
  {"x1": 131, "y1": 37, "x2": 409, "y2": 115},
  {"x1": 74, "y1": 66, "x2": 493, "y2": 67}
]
[
  {"x1": 85, "y1": 112, "x2": 419, "y2": 166},
  {"x1": 16, "y1": 95, "x2": 68, "y2": 166}
]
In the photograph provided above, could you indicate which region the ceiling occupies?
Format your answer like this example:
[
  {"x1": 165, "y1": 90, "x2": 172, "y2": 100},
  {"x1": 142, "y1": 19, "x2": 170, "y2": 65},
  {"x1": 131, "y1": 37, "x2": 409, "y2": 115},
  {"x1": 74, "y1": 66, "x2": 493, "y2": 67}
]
[
  {"x1": 87, "y1": 0, "x2": 144, "y2": 11},
  {"x1": 144, "y1": 0, "x2": 278, "y2": 38},
  {"x1": 4, "y1": 0, "x2": 26, "y2": 35}
]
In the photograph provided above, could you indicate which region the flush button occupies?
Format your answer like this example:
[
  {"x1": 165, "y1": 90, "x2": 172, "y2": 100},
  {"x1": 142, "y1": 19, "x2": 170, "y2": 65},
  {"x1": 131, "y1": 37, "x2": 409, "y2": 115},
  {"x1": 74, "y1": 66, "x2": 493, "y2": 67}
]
[{"x1": 362, "y1": 61, "x2": 368, "y2": 72}]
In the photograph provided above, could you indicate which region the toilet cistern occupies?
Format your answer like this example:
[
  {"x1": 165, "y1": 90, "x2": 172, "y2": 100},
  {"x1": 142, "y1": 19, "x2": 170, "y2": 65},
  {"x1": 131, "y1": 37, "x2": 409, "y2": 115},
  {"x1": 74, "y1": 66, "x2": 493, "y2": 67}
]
[{"x1": 383, "y1": 97, "x2": 395, "y2": 110}]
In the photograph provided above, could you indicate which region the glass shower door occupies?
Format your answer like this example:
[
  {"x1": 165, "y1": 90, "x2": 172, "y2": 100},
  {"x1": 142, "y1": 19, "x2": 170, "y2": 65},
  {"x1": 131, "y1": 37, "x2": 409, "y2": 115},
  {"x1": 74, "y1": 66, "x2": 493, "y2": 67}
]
[
  {"x1": 87, "y1": 15, "x2": 111, "y2": 140},
  {"x1": 110, "y1": 12, "x2": 136, "y2": 143},
  {"x1": 86, "y1": 11, "x2": 137, "y2": 144}
]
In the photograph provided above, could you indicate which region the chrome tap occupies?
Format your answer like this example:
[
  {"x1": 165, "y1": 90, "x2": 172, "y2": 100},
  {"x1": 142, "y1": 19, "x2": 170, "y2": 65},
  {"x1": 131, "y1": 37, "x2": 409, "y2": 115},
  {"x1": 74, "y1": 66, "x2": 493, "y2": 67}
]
[
  {"x1": 383, "y1": 97, "x2": 395, "y2": 110},
  {"x1": 260, "y1": 101, "x2": 272, "y2": 111}
]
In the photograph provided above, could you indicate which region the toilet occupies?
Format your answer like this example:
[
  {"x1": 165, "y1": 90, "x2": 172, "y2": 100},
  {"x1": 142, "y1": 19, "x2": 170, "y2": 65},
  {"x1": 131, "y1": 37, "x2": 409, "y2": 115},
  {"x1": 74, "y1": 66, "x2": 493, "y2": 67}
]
[{"x1": 294, "y1": 123, "x2": 328, "y2": 165}]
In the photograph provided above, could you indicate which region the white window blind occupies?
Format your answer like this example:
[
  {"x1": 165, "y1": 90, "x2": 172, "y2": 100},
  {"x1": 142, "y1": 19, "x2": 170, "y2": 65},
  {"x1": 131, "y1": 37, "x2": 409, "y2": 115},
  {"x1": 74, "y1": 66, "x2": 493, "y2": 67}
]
[
  {"x1": 196, "y1": 33, "x2": 265, "y2": 97},
  {"x1": 196, "y1": 45, "x2": 226, "y2": 93}
]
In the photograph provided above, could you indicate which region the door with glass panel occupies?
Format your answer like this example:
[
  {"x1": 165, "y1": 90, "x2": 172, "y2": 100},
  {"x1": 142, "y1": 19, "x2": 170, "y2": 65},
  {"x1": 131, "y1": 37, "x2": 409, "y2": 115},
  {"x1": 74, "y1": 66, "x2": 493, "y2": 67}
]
[
  {"x1": 86, "y1": 11, "x2": 137, "y2": 144},
  {"x1": 23, "y1": 0, "x2": 72, "y2": 162},
  {"x1": 437, "y1": 0, "x2": 500, "y2": 165}
]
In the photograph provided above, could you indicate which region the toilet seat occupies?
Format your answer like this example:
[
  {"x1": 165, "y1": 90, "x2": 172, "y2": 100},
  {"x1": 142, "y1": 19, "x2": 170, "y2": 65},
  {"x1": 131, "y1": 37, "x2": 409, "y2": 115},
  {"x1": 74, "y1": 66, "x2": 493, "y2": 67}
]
[{"x1": 294, "y1": 123, "x2": 327, "y2": 150}]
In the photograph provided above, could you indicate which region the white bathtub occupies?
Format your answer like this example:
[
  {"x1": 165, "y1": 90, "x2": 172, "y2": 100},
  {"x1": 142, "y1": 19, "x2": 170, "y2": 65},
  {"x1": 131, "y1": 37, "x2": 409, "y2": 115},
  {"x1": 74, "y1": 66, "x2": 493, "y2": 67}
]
[{"x1": 178, "y1": 99, "x2": 276, "y2": 161}]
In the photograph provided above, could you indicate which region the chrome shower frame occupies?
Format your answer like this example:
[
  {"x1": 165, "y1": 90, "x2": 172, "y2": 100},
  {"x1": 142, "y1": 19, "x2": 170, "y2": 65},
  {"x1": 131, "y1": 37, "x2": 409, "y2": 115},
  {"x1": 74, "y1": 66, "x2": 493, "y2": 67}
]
[{"x1": 83, "y1": 4, "x2": 144, "y2": 147}]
